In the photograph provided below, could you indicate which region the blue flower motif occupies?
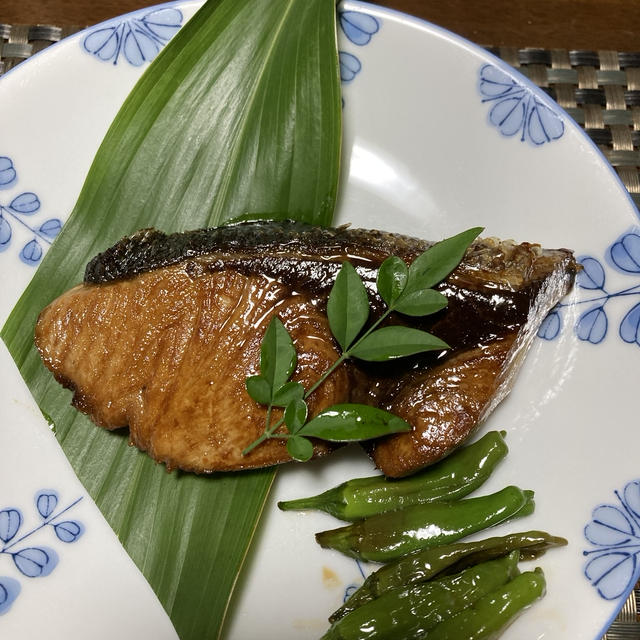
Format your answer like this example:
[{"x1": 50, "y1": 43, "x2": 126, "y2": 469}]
[
  {"x1": 339, "y1": 11, "x2": 380, "y2": 46},
  {"x1": 9, "y1": 192, "x2": 40, "y2": 215},
  {"x1": 539, "y1": 229, "x2": 640, "y2": 347},
  {"x1": 54, "y1": 521, "x2": 83, "y2": 544},
  {"x1": 479, "y1": 63, "x2": 564, "y2": 145},
  {"x1": 620, "y1": 302, "x2": 640, "y2": 346},
  {"x1": 577, "y1": 256, "x2": 606, "y2": 290},
  {"x1": 0, "y1": 218, "x2": 10, "y2": 250},
  {"x1": 339, "y1": 51, "x2": 362, "y2": 83},
  {"x1": 343, "y1": 583, "x2": 360, "y2": 602},
  {"x1": 0, "y1": 157, "x2": 17, "y2": 189},
  {"x1": 0, "y1": 510, "x2": 21, "y2": 545},
  {"x1": 12, "y1": 548, "x2": 58, "y2": 578},
  {"x1": 36, "y1": 491, "x2": 58, "y2": 520},
  {"x1": 0, "y1": 577, "x2": 20, "y2": 616},
  {"x1": 537, "y1": 308, "x2": 561, "y2": 340},
  {"x1": 584, "y1": 480, "x2": 640, "y2": 600},
  {"x1": 39, "y1": 219, "x2": 62, "y2": 239},
  {"x1": 82, "y1": 7, "x2": 183, "y2": 67},
  {"x1": 576, "y1": 305, "x2": 608, "y2": 344},
  {"x1": 341, "y1": 559, "x2": 368, "y2": 605},
  {"x1": 336, "y1": 9, "x2": 380, "y2": 107},
  {"x1": 20, "y1": 239, "x2": 43, "y2": 266},
  {"x1": 0, "y1": 490, "x2": 83, "y2": 615},
  {"x1": 609, "y1": 233, "x2": 640, "y2": 274},
  {"x1": 0, "y1": 154, "x2": 62, "y2": 266}
]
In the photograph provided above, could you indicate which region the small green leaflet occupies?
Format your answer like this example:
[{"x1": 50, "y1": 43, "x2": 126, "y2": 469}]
[
  {"x1": 285, "y1": 398, "x2": 308, "y2": 433},
  {"x1": 246, "y1": 317, "x2": 300, "y2": 406},
  {"x1": 259, "y1": 317, "x2": 297, "y2": 397},
  {"x1": 287, "y1": 436, "x2": 314, "y2": 462},
  {"x1": 272, "y1": 381, "x2": 304, "y2": 407},
  {"x1": 392, "y1": 288, "x2": 448, "y2": 317},
  {"x1": 300, "y1": 404, "x2": 412, "y2": 441},
  {"x1": 350, "y1": 326, "x2": 449, "y2": 361},
  {"x1": 244, "y1": 318, "x2": 308, "y2": 456},
  {"x1": 327, "y1": 261, "x2": 370, "y2": 351},
  {"x1": 404, "y1": 227, "x2": 483, "y2": 293},
  {"x1": 245, "y1": 375, "x2": 272, "y2": 405},
  {"x1": 376, "y1": 256, "x2": 408, "y2": 306}
]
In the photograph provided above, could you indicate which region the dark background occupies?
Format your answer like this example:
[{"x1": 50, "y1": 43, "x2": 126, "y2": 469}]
[{"x1": 2, "y1": 0, "x2": 639, "y2": 51}]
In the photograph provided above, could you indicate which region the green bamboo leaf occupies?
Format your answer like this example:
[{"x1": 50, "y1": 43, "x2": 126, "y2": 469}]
[
  {"x1": 300, "y1": 403, "x2": 412, "y2": 441},
  {"x1": 246, "y1": 375, "x2": 272, "y2": 405},
  {"x1": 394, "y1": 288, "x2": 448, "y2": 317},
  {"x1": 327, "y1": 262, "x2": 370, "y2": 351},
  {"x1": 1, "y1": 1, "x2": 341, "y2": 638},
  {"x1": 286, "y1": 435, "x2": 314, "y2": 462},
  {"x1": 284, "y1": 398, "x2": 308, "y2": 434},
  {"x1": 260, "y1": 317, "x2": 297, "y2": 393},
  {"x1": 377, "y1": 255, "x2": 408, "y2": 306},
  {"x1": 406, "y1": 227, "x2": 483, "y2": 291},
  {"x1": 350, "y1": 326, "x2": 450, "y2": 361},
  {"x1": 272, "y1": 380, "x2": 305, "y2": 408}
]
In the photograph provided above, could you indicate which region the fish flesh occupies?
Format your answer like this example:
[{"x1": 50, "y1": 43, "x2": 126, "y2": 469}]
[{"x1": 34, "y1": 221, "x2": 577, "y2": 476}]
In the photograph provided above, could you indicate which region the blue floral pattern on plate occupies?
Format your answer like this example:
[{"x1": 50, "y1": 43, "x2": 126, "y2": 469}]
[
  {"x1": 340, "y1": 10, "x2": 380, "y2": 46},
  {"x1": 339, "y1": 51, "x2": 362, "y2": 83},
  {"x1": 338, "y1": 9, "x2": 380, "y2": 84},
  {"x1": 584, "y1": 479, "x2": 640, "y2": 601},
  {"x1": 479, "y1": 63, "x2": 564, "y2": 145},
  {"x1": 539, "y1": 228, "x2": 640, "y2": 346},
  {"x1": 0, "y1": 156, "x2": 62, "y2": 266},
  {"x1": 82, "y1": 7, "x2": 183, "y2": 66},
  {"x1": 342, "y1": 559, "x2": 368, "y2": 605},
  {"x1": 0, "y1": 490, "x2": 83, "y2": 615}
]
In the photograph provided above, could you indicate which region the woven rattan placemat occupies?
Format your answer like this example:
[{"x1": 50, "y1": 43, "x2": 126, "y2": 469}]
[
  {"x1": 1, "y1": 22, "x2": 639, "y2": 640},
  {"x1": 487, "y1": 45, "x2": 640, "y2": 211}
]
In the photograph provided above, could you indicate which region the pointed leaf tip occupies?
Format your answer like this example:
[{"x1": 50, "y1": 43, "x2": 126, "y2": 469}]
[
  {"x1": 260, "y1": 316, "x2": 297, "y2": 393},
  {"x1": 300, "y1": 403, "x2": 412, "y2": 441},
  {"x1": 406, "y1": 227, "x2": 483, "y2": 291},
  {"x1": 350, "y1": 326, "x2": 449, "y2": 361},
  {"x1": 328, "y1": 261, "x2": 370, "y2": 351}
]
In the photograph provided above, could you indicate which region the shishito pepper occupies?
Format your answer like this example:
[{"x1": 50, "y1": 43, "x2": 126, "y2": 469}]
[
  {"x1": 425, "y1": 568, "x2": 546, "y2": 639},
  {"x1": 315, "y1": 485, "x2": 534, "y2": 562},
  {"x1": 330, "y1": 530, "x2": 566, "y2": 622},
  {"x1": 320, "y1": 552, "x2": 521, "y2": 640},
  {"x1": 278, "y1": 431, "x2": 508, "y2": 521}
]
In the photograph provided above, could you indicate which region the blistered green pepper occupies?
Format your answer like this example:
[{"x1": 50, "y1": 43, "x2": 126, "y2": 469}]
[
  {"x1": 425, "y1": 568, "x2": 546, "y2": 639},
  {"x1": 330, "y1": 530, "x2": 566, "y2": 622},
  {"x1": 320, "y1": 552, "x2": 521, "y2": 640},
  {"x1": 315, "y1": 485, "x2": 534, "y2": 562},
  {"x1": 279, "y1": 431, "x2": 508, "y2": 521}
]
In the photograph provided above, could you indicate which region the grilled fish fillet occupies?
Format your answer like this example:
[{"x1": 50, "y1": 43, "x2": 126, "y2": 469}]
[{"x1": 35, "y1": 221, "x2": 577, "y2": 476}]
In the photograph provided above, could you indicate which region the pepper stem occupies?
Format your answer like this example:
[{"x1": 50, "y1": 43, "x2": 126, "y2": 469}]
[{"x1": 278, "y1": 486, "x2": 343, "y2": 513}]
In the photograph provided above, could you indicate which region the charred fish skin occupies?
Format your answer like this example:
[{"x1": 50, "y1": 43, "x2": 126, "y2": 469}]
[
  {"x1": 83, "y1": 221, "x2": 429, "y2": 285},
  {"x1": 37, "y1": 221, "x2": 577, "y2": 476}
]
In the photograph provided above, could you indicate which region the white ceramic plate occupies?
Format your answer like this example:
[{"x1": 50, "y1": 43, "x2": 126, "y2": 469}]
[{"x1": 1, "y1": 2, "x2": 639, "y2": 638}]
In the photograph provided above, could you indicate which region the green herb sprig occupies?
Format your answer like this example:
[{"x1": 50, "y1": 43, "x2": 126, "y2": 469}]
[{"x1": 243, "y1": 227, "x2": 483, "y2": 461}]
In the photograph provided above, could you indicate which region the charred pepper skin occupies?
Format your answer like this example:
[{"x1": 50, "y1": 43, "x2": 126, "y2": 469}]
[
  {"x1": 425, "y1": 568, "x2": 546, "y2": 639},
  {"x1": 330, "y1": 530, "x2": 566, "y2": 622},
  {"x1": 315, "y1": 485, "x2": 534, "y2": 562},
  {"x1": 278, "y1": 431, "x2": 509, "y2": 521},
  {"x1": 320, "y1": 552, "x2": 521, "y2": 640}
]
